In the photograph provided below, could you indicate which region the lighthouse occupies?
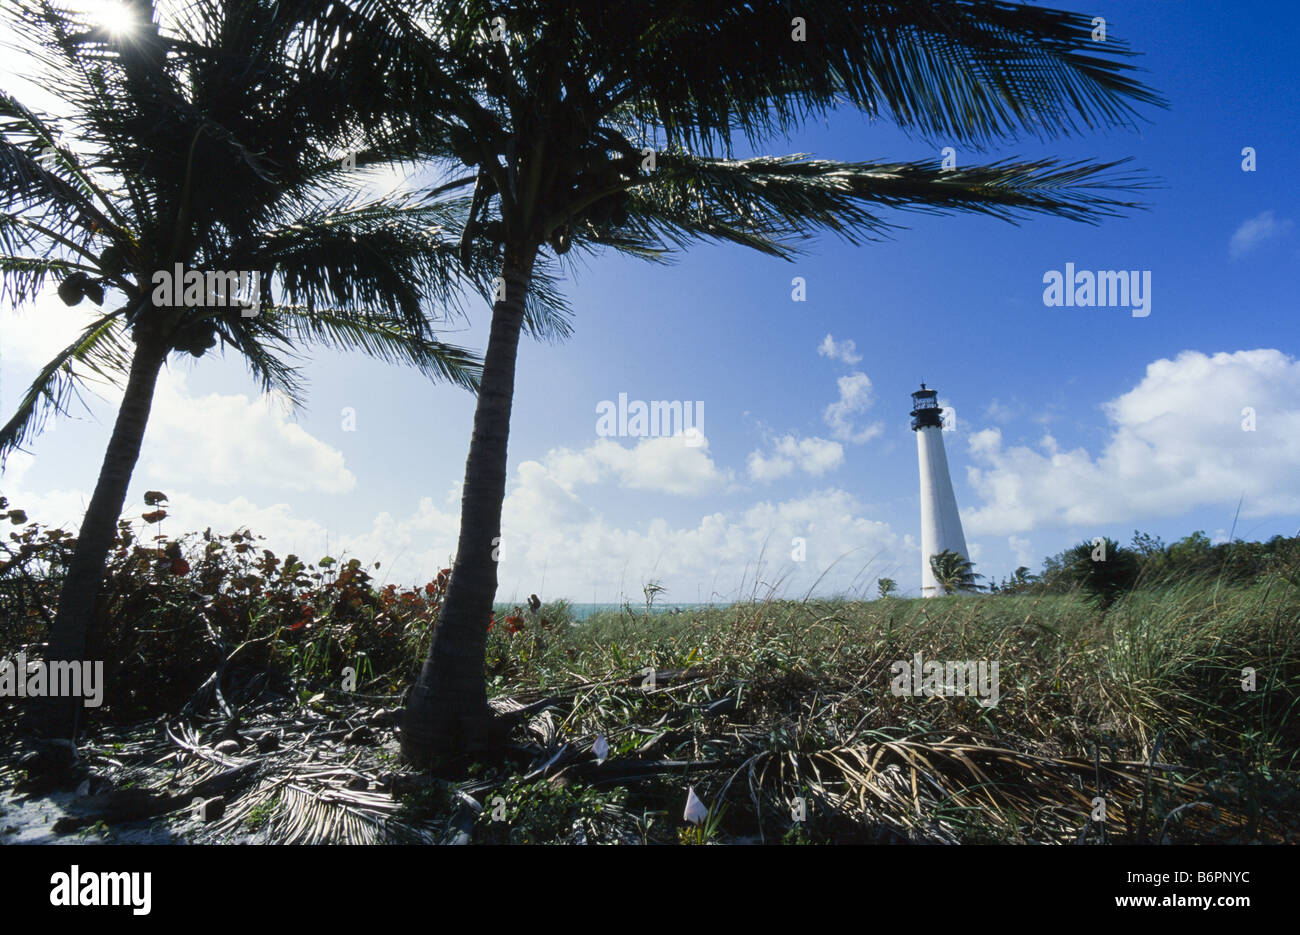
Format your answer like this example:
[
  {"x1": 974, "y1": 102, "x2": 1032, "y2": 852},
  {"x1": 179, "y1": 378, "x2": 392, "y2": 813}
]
[{"x1": 911, "y1": 384, "x2": 969, "y2": 597}]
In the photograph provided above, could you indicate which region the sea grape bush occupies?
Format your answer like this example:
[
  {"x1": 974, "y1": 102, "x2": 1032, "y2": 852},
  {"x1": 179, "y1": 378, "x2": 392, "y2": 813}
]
[{"x1": 0, "y1": 495, "x2": 455, "y2": 718}]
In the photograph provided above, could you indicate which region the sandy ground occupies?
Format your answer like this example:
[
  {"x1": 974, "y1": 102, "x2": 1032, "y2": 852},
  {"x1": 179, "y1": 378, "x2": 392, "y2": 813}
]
[{"x1": 0, "y1": 784, "x2": 199, "y2": 844}]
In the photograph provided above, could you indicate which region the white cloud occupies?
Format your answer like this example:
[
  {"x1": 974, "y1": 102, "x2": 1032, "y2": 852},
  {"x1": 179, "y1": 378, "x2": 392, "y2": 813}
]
[
  {"x1": 823, "y1": 371, "x2": 883, "y2": 443},
  {"x1": 0, "y1": 481, "x2": 93, "y2": 535},
  {"x1": 140, "y1": 371, "x2": 356, "y2": 494},
  {"x1": 984, "y1": 399, "x2": 1017, "y2": 423},
  {"x1": 1, "y1": 451, "x2": 35, "y2": 489},
  {"x1": 0, "y1": 289, "x2": 357, "y2": 499},
  {"x1": 747, "y1": 434, "x2": 844, "y2": 481},
  {"x1": 1008, "y1": 535, "x2": 1035, "y2": 567},
  {"x1": 817, "y1": 333, "x2": 863, "y2": 365},
  {"x1": 1229, "y1": 211, "x2": 1294, "y2": 259},
  {"x1": 160, "y1": 491, "x2": 336, "y2": 554},
  {"x1": 531, "y1": 434, "x2": 730, "y2": 496},
  {"x1": 491, "y1": 484, "x2": 904, "y2": 603},
  {"x1": 1, "y1": 297, "x2": 356, "y2": 516},
  {"x1": 1, "y1": 292, "x2": 108, "y2": 372},
  {"x1": 965, "y1": 349, "x2": 1300, "y2": 534}
]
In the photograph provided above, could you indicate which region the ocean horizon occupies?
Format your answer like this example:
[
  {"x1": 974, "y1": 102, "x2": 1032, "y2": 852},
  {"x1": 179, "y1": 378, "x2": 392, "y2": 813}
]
[{"x1": 495, "y1": 602, "x2": 724, "y2": 622}]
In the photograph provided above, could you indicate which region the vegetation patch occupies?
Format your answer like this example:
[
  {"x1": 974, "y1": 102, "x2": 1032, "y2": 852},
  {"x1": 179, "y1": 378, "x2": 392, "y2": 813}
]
[{"x1": 2, "y1": 506, "x2": 1296, "y2": 843}]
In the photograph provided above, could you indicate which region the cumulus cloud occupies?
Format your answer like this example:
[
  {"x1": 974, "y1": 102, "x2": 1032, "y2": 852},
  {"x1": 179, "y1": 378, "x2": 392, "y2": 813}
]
[
  {"x1": 538, "y1": 434, "x2": 730, "y2": 496},
  {"x1": 1230, "y1": 210, "x2": 1294, "y2": 259},
  {"x1": 140, "y1": 371, "x2": 356, "y2": 494},
  {"x1": 1, "y1": 290, "x2": 355, "y2": 497},
  {"x1": 964, "y1": 349, "x2": 1300, "y2": 534},
  {"x1": 817, "y1": 334, "x2": 863, "y2": 365},
  {"x1": 0, "y1": 478, "x2": 94, "y2": 535},
  {"x1": 1, "y1": 292, "x2": 107, "y2": 373},
  {"x1": 493, "y1": 484, "x2": 904, "y2": 603},
  {"x1": 823, "y1": 372, "x2": 883, "y2": 443},
  {"x1": 164, "y1": 491, "x2": 337, "y2": 552},
  {"x1": 747, "y1": 435, "x2": 844, "y2": 481}
]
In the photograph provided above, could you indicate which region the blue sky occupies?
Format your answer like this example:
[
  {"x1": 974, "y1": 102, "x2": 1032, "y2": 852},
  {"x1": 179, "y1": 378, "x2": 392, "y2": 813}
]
[{"x1": 3, "y1": 0, "x2": 1299, "y2": 602}]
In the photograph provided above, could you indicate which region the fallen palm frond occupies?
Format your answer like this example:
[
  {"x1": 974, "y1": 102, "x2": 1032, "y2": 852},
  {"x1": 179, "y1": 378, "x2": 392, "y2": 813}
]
[
  {"x1": 712, "y1": 732, "x2": 1282, "y2": 844},
  {"x1": 207, "y1": 775, "x2": 435, "y2": 845}
]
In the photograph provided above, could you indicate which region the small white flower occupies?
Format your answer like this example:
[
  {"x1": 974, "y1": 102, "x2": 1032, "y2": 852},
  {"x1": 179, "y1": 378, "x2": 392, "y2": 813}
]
[
  {"x1": 593, "y1": 734, "x2": 609, "y2": 765},
  {"x1": 683, "y1": 786, "x2": 708, "y2": 826}
]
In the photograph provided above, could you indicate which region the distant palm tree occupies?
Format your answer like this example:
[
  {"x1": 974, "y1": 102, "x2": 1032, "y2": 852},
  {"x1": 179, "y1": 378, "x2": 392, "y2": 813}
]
[
  {"x1": 1059, "y1": 538, "x2": 1139, "y2": 608},
  {"x1": 930, "y1": 550, "x2": 983, "y2": 595},
  {"x1": 344, "y1": 0, "x2": 1163, "y2": 767},
  {"x1": 0, "y1": 0, "x2": 486, "y2": 736},
  {"x1": 1006, "y1": 565, "x2": 1041, "y2": 594}
]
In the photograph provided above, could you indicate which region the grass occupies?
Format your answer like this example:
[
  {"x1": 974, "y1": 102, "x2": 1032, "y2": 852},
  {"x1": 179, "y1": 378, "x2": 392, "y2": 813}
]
[
  {"x1": 244, "y1": 796, "x2": 281, "y2": 831},
  {"x1": 457, "y1": 577, "x2": 1299, "y2": 843}
]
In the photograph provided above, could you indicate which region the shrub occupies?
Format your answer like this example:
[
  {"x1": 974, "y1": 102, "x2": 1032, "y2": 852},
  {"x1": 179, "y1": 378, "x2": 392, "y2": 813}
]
[{"x1": 0, "y1": 495, "x2": 449, "y2": 719}]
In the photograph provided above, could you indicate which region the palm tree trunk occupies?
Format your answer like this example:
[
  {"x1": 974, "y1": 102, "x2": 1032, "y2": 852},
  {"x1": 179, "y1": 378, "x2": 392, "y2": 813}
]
[
  {"x1": 401, "y1": 244, "x2": 536, "y2": 770},
  {"x1": 33, "y1": 335, "x2": 169, "y2": 739}
]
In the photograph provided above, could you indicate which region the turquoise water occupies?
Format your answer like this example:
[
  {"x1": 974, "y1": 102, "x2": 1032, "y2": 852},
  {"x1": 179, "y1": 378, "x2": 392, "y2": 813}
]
[{"x1": 568, "y1": 603, "x2": 720, "y2": 621}]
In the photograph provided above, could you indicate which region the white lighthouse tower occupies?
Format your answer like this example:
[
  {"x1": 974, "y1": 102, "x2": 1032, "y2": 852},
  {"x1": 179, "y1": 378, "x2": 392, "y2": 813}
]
[{"x1": 911, "y1": 384, "x2": 969, "y2": 597}]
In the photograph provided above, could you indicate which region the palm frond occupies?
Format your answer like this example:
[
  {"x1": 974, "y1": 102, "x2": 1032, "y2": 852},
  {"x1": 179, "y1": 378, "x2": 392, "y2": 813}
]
[
  {"x1": 243, "y1": 193, "x2": 469, "y2": 326},
  {"x1": 458, "y1": 236, "x2": 575, "y2": 342},
  {"x1": 0, "y1": 254, "x2": 96, "y2": 307},
  {"x1": 0, "y1": 90, "x2": 128, "y2": 233},
  {"x1": 0, "y1": 311, "x2": 131, "y2": 464},
  {"x1": 269, "y1": 305, "x2": 481, "y2": 392},
  {"x1": 603, "y1": 0, "x2": 1165, "y2": 152},
  {"x1": 214, "y1": 328, "x2": 308, "y2": 409},
  {"x1": 617, "y1": 152, "x2": 1152, "y2": 254},
  {"x1": 518, "y1": 257, "x2": 574, "y2": 342},
  {"x1": 207, "y1": 779, "x2": 437, "y2": 845}
]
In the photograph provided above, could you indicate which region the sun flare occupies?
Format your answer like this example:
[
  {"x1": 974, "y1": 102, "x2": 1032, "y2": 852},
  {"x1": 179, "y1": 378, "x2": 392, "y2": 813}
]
[{"x1": 74, "y1": 0, "x2": 138, "y2": 36}]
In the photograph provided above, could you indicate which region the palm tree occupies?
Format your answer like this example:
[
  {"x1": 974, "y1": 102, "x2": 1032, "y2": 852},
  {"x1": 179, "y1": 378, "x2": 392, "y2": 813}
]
[
  {"x1": 994, "y1": 565, "x2": 1040, "y2": 594},
  {"x1": 929, "y1": 550, "x2": 983, "y2": 595},
  {"x1": 1058, "y1": 538, "x2": 1139, "y2": 609},
  {"x1": 0, "y1": 0, "x2": 491, "y2": 737},
  {"x1": 350, "y1": 0, "x2": 1163, "y2": 767}
]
